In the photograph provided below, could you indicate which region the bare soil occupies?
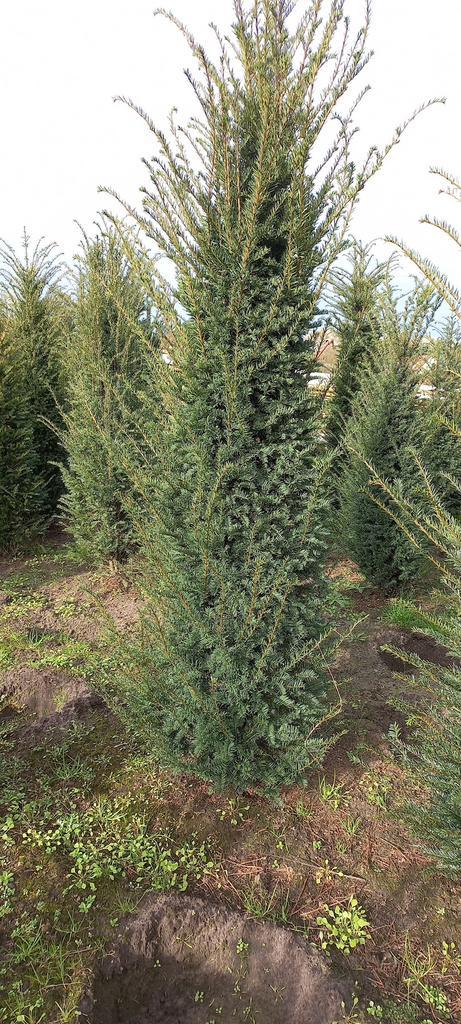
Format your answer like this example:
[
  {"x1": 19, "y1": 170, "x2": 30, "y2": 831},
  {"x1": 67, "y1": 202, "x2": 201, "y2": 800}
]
[
  {"x1": 81, "y1": 894, "x2": 351, "y2": 1024},
  {"x1": 0, "y1": 665, "x2": 97, "y2": 727}
]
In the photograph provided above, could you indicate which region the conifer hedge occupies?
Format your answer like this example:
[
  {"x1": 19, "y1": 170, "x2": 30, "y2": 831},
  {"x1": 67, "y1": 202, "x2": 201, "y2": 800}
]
[
  {"x1": 105, "y1": 0, "x2": 437, "y2": 790},
  {"x1": 339, "y1": 282, "x2": 438, "y2": 591},
  {"x1": 327, "y1": 242, "x2": 386, "y2": 456},
  {"x1": 0, "y1": 237, "x2": 67, "y2": 550},
  {"x1": 59, "y1": 224, "x2": 156, "y2": 565},
  {"x1": 370, "y1": 457, "x2": 461, "y2": 874}
]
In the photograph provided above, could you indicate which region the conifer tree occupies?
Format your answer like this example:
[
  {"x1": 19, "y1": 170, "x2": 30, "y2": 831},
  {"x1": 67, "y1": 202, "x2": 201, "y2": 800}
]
[
  {"x1": 105, "y1": 0, "x2": 439, "y2": 790},
  {"x1": 326, "y1": 241, "x2": 386, "y2": 455},
  {"x1": 368, "y1": 455, "x2": 461, "y2": 874},
  {"x1": 59, "y1": 222, "x2": 156, "y2": 564},
  {"x1": 368, "y1": 169, "x2": 461, "y2": 869},
  {"x1": 0, "y1": 236, "x2": 67, "y2": 549},
  {"x1": 0, "y1": 314, "x2": 39, "y2": 548},
  {"x1": 339, "y1": 281, "x2": 439, "y2": 591},
  {"x1": 424, "y1": 318, "x2": 461, "y2": 514}
]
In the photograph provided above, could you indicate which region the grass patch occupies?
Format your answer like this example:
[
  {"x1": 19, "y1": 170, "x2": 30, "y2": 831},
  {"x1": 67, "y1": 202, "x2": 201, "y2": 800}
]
[
  {"x1": 383, "y1": 599, "x2": 436, "y2": 632},
  {"x1": 33, "y1": 639, "x2": 93, "y2": 671}
]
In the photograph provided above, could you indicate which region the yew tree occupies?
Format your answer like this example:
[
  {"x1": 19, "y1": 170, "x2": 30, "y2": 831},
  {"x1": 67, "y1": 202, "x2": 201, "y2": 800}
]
[{"x1": 106, "y1": 0, "x2": 438, "y2": 789}]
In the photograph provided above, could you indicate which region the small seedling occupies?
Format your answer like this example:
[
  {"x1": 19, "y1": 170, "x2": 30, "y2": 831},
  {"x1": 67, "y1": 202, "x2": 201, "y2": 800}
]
[
  {"x1": 319, "y1": 776, "x2": 348, "y2": 811},
  {"x1": 441, "y1": 940, "x2": 461, "y2": 973},
  {"x1": 236, "y1": 939, "x2": 249, "y2": 956},
  {"x1": 315, "y1": 859, "x2": 344, "y2": 885},
  {"x1": 217, "y1": 797, "x2": 250, "y2": 826},
  {"x1": 267, "y1": 824, "x2": 288, "y2": 855},
  {"x1": 366, "y1": 1002, "x2": 384, "y2": 1018},
  {"x1": 294, "y1": 799, "x2": 313, "y2": 821},
  {"x1": 194, "y1": 990, "x2": 204, "y2": 1003},
  {"x1": 342, "y1": 815, "x2": 362, "y2": 837},
  {"x1": 361, "y1": 770, "x2": 391, "y2": 810}
]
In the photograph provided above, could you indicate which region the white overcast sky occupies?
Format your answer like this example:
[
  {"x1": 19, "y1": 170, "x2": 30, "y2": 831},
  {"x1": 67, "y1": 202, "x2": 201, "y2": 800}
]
[{"x1": 1, "y1": 0, "x2": 461, "y2": 285}]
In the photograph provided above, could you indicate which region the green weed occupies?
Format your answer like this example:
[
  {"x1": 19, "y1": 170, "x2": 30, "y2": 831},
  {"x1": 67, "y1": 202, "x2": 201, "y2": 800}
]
[
  {"x1": 23, "y1": 795, "x2": 214, "y2": 911},
  {"x1": 319, "y1": 776, "x2": 348, "y2": 811},
  {"x1": 294, "y1": 799, "x2": 314, "y2": 820},
  {"x1": 0, "y1": 594, "x2": 47, "y2": 619},
  {"x1": 0, "y1": 869, "x2": 15, "y2": 919},
  {"x1": 342, "y1": 815, "x2": 362, "y2": 837},
  {"x1": 241, "y1": 882, "x2": 290, "y2": 924},
  {"x1": 403, "y1": 940, "x2": 450, "y2": 1015},
  {"x1": 54, "y1": 600, "x2": 79, "y2": 619},
  {"x1": 217, "y1": 797, "x2": 250, "y2": 826},
  {"x1": 317, "y1": 897, "x2": 370, "y2": 956},
  {"x1": 383, "y1": 599, "x2": 432, "y2": 632},
  {"x1": 34, "y1": 640, "x2": 92, "y2": 671},
  {"x1": 315, "y1": 858, "x2": 344, "y2": 885},
  {"x1": 361, "y1": 770, "x2": 392, "y2": 810}
]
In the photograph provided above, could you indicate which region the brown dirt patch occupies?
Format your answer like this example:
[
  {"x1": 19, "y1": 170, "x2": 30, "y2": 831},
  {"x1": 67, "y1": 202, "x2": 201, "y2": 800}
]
[
  {"x1": 378, "y1": 628, "x2": 456, "y2": 673},
  {"x1": 80, "y1": 893, "x2": 352, "y2": 1024},
  {"x1": 332, "y1": 615, "x2": 407, "y2": 742},
  {"x1": 331, "y1": 613, "x2": 456, "y2": 751},
  {"x1": 0, "y1": 665, "x2": 100, "y2": 727},
  {"x1": 22, "y1": 571, "x2": 142, "y2": 644}
]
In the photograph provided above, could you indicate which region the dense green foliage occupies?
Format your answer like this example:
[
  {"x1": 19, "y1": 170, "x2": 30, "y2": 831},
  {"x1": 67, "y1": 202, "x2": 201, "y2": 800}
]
[
  {"x1": 326, "y1": 242, "x2": 386, "y2": 456},
  {"x1": 0, "y1": 238, "x2": 67, "y2": 550},
  {"x1": 102, "y1": 0, "x2": 423, "y2": 791},
  {"x1": 385, "y1": 169, "x2": 461, "y2": 872},
  {"x1": 424, "y1": 318, "x2": 461, "y2": 513},
  {"x1": 0, "y1": 316, "x2": 41, "y2": 548},
  {"x1": 59, "y1": 224, "x2": 157, "y2": 564},
  {"x1": 339, "y1": 282, "x2": 437, "y2": 591},
  {"x1": 372, "y1": 457, "x2": 461, "y2": 874}
]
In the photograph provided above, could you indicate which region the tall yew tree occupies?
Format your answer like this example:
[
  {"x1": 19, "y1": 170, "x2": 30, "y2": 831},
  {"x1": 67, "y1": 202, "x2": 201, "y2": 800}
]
[
  {"x1": 0, "y1": 311, "x2": 39, "y2": 549},
  {"x1": 327, "y1": 241, "x2": 386, "y2": 455},
  {"x1": 107, "y1": 0, "x2": 438, "y2": 789},
  {"x1": 0, "y1": 237, "x2": 67, "y2": 549},
  {"x1": 424, "y1": 318, "x2": 461, "y2": 515},
  {"x1": 60, "y1": 223, "x2": 156, "y2": 564},
  {"x1": 339, "y1": 281, "x2": 439, "y2": 591}
]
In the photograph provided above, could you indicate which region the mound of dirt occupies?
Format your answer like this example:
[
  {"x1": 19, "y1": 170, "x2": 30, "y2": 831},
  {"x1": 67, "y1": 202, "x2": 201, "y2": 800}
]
[
  {"x1": 378, "y1": 628, "x2": 455, "y2": 674},
  {"x1": 80, "y1": 894, "x2": 351, "y2": 1024},
  {"x1": 0, "y1": 666, "x2": 100, "y2": 729}
]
